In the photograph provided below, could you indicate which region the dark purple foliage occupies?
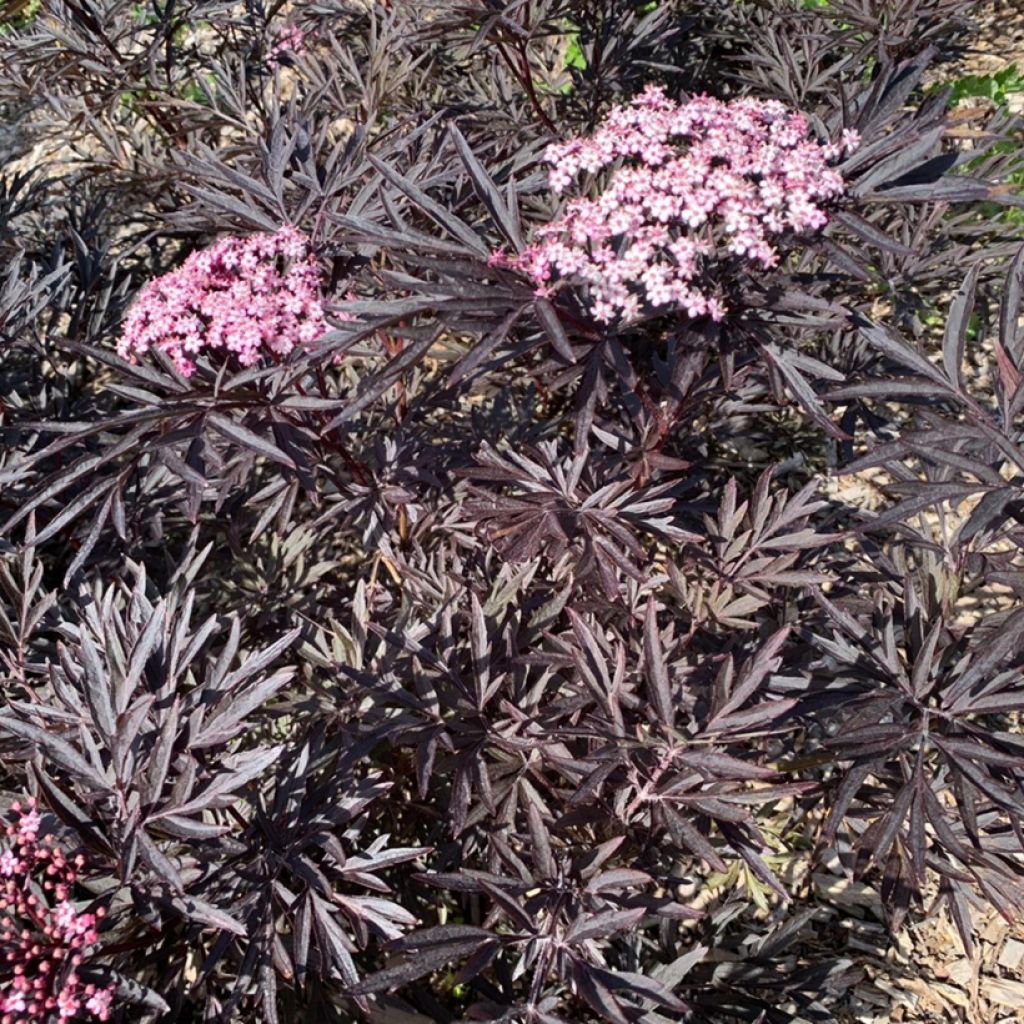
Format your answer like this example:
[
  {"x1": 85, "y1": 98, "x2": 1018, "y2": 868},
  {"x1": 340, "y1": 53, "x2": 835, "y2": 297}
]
[{"x1": 1, "y1": 0, "x2": 1023, "y2": 1021}]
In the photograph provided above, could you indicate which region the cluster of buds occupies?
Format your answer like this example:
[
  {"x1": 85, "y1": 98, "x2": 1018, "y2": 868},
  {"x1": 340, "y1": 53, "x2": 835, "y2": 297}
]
[
  {"x1": 117, "y1": 226, "x2": 329, "y2": 377},
  {"x1": 268, "y1": 23, "x2": 309, "y2": 65},
  {"x1": 494, "y1": 85, "x2": 859, "y2": 324},
  {"x1": 0, "y1": 801, "x2": 114, "y2": 1023}
]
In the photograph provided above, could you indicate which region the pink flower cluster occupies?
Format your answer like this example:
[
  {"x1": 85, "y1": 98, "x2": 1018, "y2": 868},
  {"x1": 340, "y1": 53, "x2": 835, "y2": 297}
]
[
  {"x1": 0, "y1": 801, "x2": 114, "y2": 1024},
  {"x1": 117, "y1": 226, "x2": 328, "y2": 377},
  {"x1": 496, "y1": 85, "x2": 859, "y2": 324},
  {"x1": 268, "y1": 23, "x2": 309, "y2": 65}
]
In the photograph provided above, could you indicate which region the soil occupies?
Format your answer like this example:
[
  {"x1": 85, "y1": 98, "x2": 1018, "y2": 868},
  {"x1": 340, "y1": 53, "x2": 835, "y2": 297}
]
[{"x1": 958, "y1": 0, "x2": 1024, "y2": 84}]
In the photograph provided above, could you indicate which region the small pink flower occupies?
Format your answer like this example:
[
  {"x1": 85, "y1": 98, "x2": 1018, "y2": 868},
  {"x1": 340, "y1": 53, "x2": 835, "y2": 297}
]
[
  {"x1": 1, "y1": 991, "x2": 26, "y2": 1015},
  {"x1": 0, "y1": 851, "x2": 20, "y2": 878},
  {"x1": 85, "y1": 986, "x2": 113, "y2": 1021}
]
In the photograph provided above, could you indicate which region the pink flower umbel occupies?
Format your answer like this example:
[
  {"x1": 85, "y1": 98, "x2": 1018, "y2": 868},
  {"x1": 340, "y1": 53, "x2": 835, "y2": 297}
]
[
  {"x1": 117, "y1": 226, "x2": 329, "y2": 377},
  {"x1": 268, "y1": 23, "x2": 309, "y2": 65},
  {"x1": 0, "y1": 801, "x2": 115, "y2": 1023},
  {"x1": 501, "y1": 86, "x2": 859, "y2": 325}
]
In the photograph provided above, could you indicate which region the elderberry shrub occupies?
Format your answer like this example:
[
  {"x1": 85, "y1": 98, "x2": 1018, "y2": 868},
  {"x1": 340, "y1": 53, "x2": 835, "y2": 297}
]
[{"x1": 1, "y1": 1, "x2": 1023, "y2": 1022}]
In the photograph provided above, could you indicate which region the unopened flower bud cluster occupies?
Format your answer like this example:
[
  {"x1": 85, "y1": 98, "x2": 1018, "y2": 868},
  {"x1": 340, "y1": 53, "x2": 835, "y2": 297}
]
[
  {"x1": 268, "y1": 23, "x2": 309, "y2": 65},
  {"x1": 0, "y1": 801, "x2": 114, "y2": 1024},
  {"x1": 495, "y1": 85, "x2": 859, "y2": 324}
]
